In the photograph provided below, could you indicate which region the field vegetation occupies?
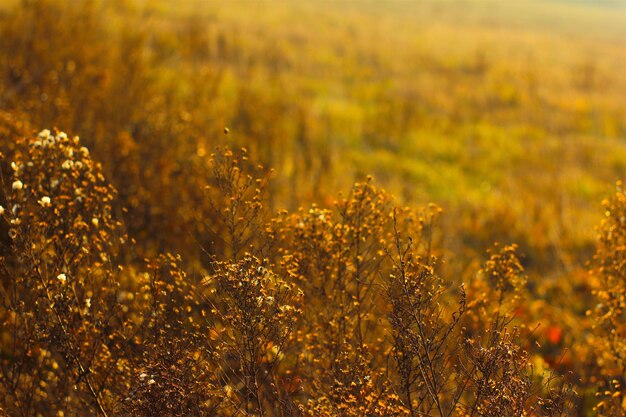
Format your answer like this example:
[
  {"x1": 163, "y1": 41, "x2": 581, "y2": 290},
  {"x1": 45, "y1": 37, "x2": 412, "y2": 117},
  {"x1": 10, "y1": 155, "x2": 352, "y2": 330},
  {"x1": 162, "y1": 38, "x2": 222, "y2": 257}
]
[{"x1": 0, "y1": 0, "x2": 625, "y2": 415}]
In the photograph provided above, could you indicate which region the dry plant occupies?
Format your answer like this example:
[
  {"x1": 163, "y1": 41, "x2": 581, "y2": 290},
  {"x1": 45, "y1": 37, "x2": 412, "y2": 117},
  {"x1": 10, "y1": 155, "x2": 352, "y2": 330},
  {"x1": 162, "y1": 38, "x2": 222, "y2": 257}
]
[
  {"x1": 202, "y1": 145, "x2": 273, "y2": 262},
  {"x1": 302, "y1": 343, "x2": 409, "y2": 417},
  {"x1": 202, "y1": 255, "x2": 302, "y2": 416},
  {"x1": 0, "y1": 132, "x2": 607, "y2": 417},
  {"x1": 385, "y1": 207, "x2": 466, "y2": 416},
  {"x1": 0, "y1": 129, "x2": 123, "y2": 416},
  {"x1": 118, "y1": 254, "x2": 218, "y2": 417},
  {"x1": 589, "y1": 182, "x2": 626, "y2": 416}
]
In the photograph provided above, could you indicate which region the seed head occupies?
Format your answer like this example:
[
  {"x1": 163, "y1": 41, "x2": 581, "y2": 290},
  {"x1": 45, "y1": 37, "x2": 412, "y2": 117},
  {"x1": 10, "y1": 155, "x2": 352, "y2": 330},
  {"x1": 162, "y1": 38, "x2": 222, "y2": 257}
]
[{"x1": 39, "y1": 196, "x2": 51, "y2": 207}]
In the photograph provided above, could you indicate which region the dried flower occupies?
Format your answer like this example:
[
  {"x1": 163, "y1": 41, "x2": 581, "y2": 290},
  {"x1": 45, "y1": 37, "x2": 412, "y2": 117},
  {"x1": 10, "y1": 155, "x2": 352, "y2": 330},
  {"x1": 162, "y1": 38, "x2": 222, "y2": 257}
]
[{"x1": 39, "y1": 196, "x2": 51, "y2": 207}]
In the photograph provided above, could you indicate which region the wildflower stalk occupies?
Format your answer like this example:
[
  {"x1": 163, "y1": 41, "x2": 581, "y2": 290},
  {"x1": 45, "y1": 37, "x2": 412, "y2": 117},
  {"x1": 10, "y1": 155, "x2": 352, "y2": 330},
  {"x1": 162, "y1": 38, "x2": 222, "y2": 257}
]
[{"x1": 32, "y1": 265, "x2": 109, "y2": 417}]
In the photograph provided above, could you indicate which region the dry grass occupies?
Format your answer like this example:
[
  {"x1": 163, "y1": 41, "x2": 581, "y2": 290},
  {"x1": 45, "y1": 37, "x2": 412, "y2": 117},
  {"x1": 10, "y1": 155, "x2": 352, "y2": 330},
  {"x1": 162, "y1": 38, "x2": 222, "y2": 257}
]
[{"x1": 0, "y1": 0, "x2": 625, "y2": 415}]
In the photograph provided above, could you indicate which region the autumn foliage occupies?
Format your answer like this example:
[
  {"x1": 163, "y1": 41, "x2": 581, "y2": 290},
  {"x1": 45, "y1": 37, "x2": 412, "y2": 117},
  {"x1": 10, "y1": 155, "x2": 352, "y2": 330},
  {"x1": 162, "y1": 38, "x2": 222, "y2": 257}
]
[
  {"x1": 0, "y1": 0, "x2": 625, "y2": 415},
  {"x1": 3, "y1": 127, "x2": 623, "y2": 416}
]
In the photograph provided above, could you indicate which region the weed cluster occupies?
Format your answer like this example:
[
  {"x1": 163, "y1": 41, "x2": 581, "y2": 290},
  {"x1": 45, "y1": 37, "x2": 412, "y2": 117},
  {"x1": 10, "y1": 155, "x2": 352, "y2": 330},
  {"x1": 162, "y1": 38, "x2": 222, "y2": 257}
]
[
  {"x1": 0, "y1": 1, "x2": 624, "y2": 414},
  {"x1": 0, "y1": 129, "x2": 599, "y2": 416},
  {"x1": 589, "y1": 183, "x2": 626, "y2": 415}
]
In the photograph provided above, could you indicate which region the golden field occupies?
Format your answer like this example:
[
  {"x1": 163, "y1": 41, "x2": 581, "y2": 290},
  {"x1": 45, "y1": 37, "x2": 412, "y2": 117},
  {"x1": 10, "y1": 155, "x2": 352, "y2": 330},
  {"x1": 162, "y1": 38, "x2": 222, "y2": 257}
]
[{"x1": 0, "y1": 0, "x2": 625, "y2": 415}]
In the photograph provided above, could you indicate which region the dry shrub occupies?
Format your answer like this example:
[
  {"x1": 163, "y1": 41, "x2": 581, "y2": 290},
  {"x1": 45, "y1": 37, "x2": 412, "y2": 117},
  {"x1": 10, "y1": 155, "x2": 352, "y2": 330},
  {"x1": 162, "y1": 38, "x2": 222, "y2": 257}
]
[
  {"x1": 590, "y1": 182, "x2": 626, "y2": 416},
  {"x1": 202, "y1": 255, "x2": 302, "y2": 416},
  {"x1": 118, "y1": 254, "x2": 218, "y2": 417},
  {"x1": 0, "y1": 2, "x2": 621, "y2": 414},
  {"x1": 0, "y1": 130, "x2": 606, "y2": 417},
  {"x1": 303, "y1": 344, "x2": 409, "y2": 417},
  {"x1": 0, "y1": 129, "x2": 123, "y2": 416},
  {"x1": 202, "y1": 146, "x2": 272, "y2": 261}
]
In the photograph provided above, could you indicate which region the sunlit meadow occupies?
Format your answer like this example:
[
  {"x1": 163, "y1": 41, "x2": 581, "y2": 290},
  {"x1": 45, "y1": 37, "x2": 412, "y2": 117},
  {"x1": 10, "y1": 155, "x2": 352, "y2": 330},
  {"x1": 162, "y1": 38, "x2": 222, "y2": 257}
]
[{"x1": 0, "y1": 0, "x2": 625, "y2": 415}]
